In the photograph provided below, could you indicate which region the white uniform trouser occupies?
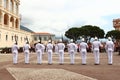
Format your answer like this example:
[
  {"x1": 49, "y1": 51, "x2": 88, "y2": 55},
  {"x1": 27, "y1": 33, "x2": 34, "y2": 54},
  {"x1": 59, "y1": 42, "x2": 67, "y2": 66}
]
[
  {"x1": 55, "y1": 49, "x2": 58, "y2": 54},
  {"x1": 55, "y1": 46, "x2": 58, "y2": 54},
  {"x1": 47, "y1": 50, "x2": 52, "y2": 64},
  {"x1": 58, "y1": 50, "x2": 64, "y2": 64},
  {"x1": 24, "y1": 50, "x2": 29, "y2": 63},
  {"x1": 93, "y1": 49, "x2": 100, "y2": 64},
  {"x1": 37, "y1": 50, "x2": 42, "y2": 64},
  {"x1": 81, "y1": 50, "x2": 87, "y2": 64},
  {"x1": 107, "y1": 49, "x2": 113, "y2": 64},
  {"x1": 69, "y1": 50, "x2": 75, "y2": 64},
  {"x1": 13, "y1": 51, "x2": 18, "y2": 64}
]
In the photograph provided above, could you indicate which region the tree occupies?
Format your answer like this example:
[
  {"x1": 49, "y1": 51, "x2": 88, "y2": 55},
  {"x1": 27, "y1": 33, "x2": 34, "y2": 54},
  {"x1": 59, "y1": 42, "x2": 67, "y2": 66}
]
[
  {"x1": 65, "y1": 27, "x2": 79, "y2": 41},
  {"x1": 81, "y1": 25, "x2": 105, "y2": 38},
  {"x1": 106, "y1": 30, "x2": 120, "y2": 40},
  {"x1": 65, "y1": 25, "x2": 105, "y2": 41}
]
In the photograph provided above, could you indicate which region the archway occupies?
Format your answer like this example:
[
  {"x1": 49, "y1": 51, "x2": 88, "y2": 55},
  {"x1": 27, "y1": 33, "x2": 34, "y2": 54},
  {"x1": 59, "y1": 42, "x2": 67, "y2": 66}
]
[
  {"x1": 4, "y1": 14, "x2": 9, "y2": 25},
  {"x1": 15, "y1": 19, "x2": 19, "y2": 28},
  {"x1": 10, "y1": 16, "x2": 14, "y2": 28}
]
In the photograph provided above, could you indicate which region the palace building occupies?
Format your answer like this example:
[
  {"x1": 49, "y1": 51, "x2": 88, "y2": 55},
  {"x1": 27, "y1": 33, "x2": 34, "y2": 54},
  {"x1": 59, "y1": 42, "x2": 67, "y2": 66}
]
[
  {"x1": 0, "y1": 0, "x2": 32, "y2": 48},
  {"x1": 113, "y1": 18, "x2": 120, "y2": 31},
  {"x1": 0, "y1": 0, "x2": 56, "y2": 51},
  {"x1": 32, "y1": 32, "x2": 55, "y2": 45}
]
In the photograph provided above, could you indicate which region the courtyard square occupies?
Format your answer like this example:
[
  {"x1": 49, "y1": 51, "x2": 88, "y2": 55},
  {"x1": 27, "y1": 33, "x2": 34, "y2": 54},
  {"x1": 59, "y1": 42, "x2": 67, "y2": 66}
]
[{"x1": 0, "y1": 52, "x2": 120, "y2": 80}]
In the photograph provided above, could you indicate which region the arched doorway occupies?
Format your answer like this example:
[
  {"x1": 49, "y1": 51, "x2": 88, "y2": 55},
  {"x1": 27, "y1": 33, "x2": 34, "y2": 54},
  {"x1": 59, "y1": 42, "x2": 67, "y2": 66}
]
[
  {"x1": 4, "y1": 14, "x2": 9, "y2": 25},
  {"x1": 10, "y1": 16, "x2": 14, "y2": 28},
  {"x1": 15, "y1": 19, "x2": 19, "y2": 28}
]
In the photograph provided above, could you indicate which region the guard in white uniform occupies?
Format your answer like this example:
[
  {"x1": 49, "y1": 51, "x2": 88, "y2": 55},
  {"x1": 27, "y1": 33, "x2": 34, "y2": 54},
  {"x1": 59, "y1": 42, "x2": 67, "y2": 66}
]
[
  {"x1": 23, "y1": 42, "x2": 31, "y2": 64},
  {"x1": 46, "y1": 40, "x2": 53, "y2": 64},
  {"x1": 12, "y1": 42, "x2": 19, "y2": 64},
  {"x1": 79, "y1": 38, "x2": 88, "y2": 65},
  {"x1": 35, "y1": 41, "x2": 45, "y2": 64},
  {"x1": 105, "y1": 37, "x2": 114, "y2": 65},
  {"x1": 92, "y1": 37, "x2": 102, "y2": 65},
  {"x1": 67, "y1": 39, "x2": 77, "y2": 64},
  {"x1": 41, "y1": 43, "x2": 45, "y2": 54},
  {"x1": 54, "y1": 42, "x2": 58, "y2": 54},
  {"x1": 57, "y1": 39, "x2": 65, "y2": 65}
]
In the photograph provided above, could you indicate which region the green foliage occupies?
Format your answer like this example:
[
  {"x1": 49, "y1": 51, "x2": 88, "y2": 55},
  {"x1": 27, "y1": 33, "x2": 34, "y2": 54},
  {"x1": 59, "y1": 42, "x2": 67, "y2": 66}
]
[
  {"x1": 106, "y1": 30, "x2": 120, "y2": 39},
  {"x1": 65, "y1": 25, "x2": 105, "y2": 41},
  {"x1": 81, "y1": 25, "x2": 105, "y2": 38},
  {"x1": 65, "y1": 27, "x2": 79, "y2": 41}
]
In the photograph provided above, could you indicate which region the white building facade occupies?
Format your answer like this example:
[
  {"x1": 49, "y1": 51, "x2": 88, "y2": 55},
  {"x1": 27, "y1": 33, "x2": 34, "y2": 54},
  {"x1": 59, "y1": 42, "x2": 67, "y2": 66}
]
[{"x1": 0, "y1": 0, "x2": 32, "y2": 48}]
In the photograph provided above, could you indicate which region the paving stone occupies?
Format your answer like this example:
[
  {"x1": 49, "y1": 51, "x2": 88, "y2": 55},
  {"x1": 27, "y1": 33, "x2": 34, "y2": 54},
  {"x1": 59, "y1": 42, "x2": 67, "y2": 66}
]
[{"x1": 7, "y1": 68, "x2": 97, "y2": 80}]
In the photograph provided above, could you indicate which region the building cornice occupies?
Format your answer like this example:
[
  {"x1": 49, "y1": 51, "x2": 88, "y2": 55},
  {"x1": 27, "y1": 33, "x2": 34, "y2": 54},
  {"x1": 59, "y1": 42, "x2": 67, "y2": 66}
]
[
  {"x1": 0, "y1": 27, "x2": 32, "y2": 35},
  {"x1": 33, "y1": 32, "x2": 55, "y2": 36},
  {"x1": 0, "y1": 8, "x2": 20, "y2": 18}
]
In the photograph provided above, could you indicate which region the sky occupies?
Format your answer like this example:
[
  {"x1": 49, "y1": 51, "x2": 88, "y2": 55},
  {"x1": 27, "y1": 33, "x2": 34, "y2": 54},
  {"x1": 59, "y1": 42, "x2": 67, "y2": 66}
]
[{"x1": 20, "y1": 0, "x2": 120, "y2": 37}]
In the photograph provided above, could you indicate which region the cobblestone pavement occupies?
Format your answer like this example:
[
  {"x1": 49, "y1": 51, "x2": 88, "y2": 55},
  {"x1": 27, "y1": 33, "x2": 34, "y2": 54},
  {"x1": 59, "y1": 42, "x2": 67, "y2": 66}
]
[
  {"x1": 0, "y1": 52, "x2": 120, "y2": 80},
  {"x1": 7, "y1": 68, "x2": 97, "y2": 80}
]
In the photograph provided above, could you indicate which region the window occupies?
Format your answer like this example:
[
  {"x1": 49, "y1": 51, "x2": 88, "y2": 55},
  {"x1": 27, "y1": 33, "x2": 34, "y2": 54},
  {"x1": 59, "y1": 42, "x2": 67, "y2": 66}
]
[
  {"x1": 4, "y1": 0, "x2": 7, "y2": 9},
  {"x1": 11, "y1": 36, "x2": 13, "y2": 41},
  {"x1": 44, "y1": 37, "x2": 47, "y2": 41},
  {"x1": 14, "y1": 35, "x2": 18, "y2": 42},
  {"x1": 34, "y1": 37, "x2": 37, "y2": 41},
  {"x1": 6, "y1": 35, "x2": 8, "y2": 41},
  {"x1": 10, "y1": 0, "x2": 13, "y2": 12},
  {"x1": 14, "y1": 3, "x2": 18, "y2": 14}
]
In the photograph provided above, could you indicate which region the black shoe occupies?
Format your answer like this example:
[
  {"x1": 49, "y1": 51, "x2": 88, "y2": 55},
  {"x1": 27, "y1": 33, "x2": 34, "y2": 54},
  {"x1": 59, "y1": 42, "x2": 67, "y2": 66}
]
[
  {"x1": 82, "y1": 64, "x2": 86, "y2": 65},
  {"x1": 25, "y1": 63, "x2": 30, "y2": 64},
  {"x1": 94, "y1": 63, "x2": 100, "y2": 65},
  {"x1": 48, "y1": 63, "x2": 52, "y2": 65},
  {"x1": 13, "y1": 63, "x2": 17, "y2": 65},
  {"x1": 108, "y1": 64, "x2": 112, "y2": 65},
  {"x1": 59, "y1": 63, "x2": 63, "y2": 65},
  {"x1": 70, "y1": 63, "x2": 74, "y2": 65},
  {"x1": 37, "y1": 63, "x2": 41, "y2": 65}
]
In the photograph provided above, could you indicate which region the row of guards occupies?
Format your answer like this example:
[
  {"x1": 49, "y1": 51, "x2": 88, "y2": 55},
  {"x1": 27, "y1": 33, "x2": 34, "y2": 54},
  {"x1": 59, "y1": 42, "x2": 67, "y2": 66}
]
[
  {"x1": 30, "y1": 39, "x2": 120, "y2": 54},
  {"x1": 0, "y1": 35, "x2": 30, "y2": 53},
  {"x1": 11, "y1": 37, "x2": 115, "y2": 65},
  {"x1": 0, "y1": 36, "x2": 120, "y2": 55}
]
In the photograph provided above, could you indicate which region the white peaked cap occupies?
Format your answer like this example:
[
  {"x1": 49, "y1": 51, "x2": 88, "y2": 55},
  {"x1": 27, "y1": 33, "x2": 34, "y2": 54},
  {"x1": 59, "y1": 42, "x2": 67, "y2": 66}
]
[
  {"x1": 25, "y1": 41, "x2": 28, "y2": 44},
  {"x1": 37, "y1": 40, "x2": 41, "y2": 43},
  {"x1": 81, "y1": 38, "x2": 85, "y2": 41},
  {"x1": 59, "y1": 39, "x2": 62, "y2": 42},
  {"x1": 94, "y1": 37, "x2": 98, "y2": 40},
  {"x1": 70, "y1": 39, "x2": 73, "y2": 42},
  {"x1": 108, "y1": 37, "x2": 112, "y2": 41},
  {"x1": 48, "y1": 40, "x2": 51, "y2": 43}
]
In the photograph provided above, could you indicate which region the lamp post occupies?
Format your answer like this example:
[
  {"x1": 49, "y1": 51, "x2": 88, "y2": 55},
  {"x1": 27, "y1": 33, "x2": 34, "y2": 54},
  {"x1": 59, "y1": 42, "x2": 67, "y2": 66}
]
[{"x1": 39, "y1": 35, "x2": 41, "y2": 43}]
